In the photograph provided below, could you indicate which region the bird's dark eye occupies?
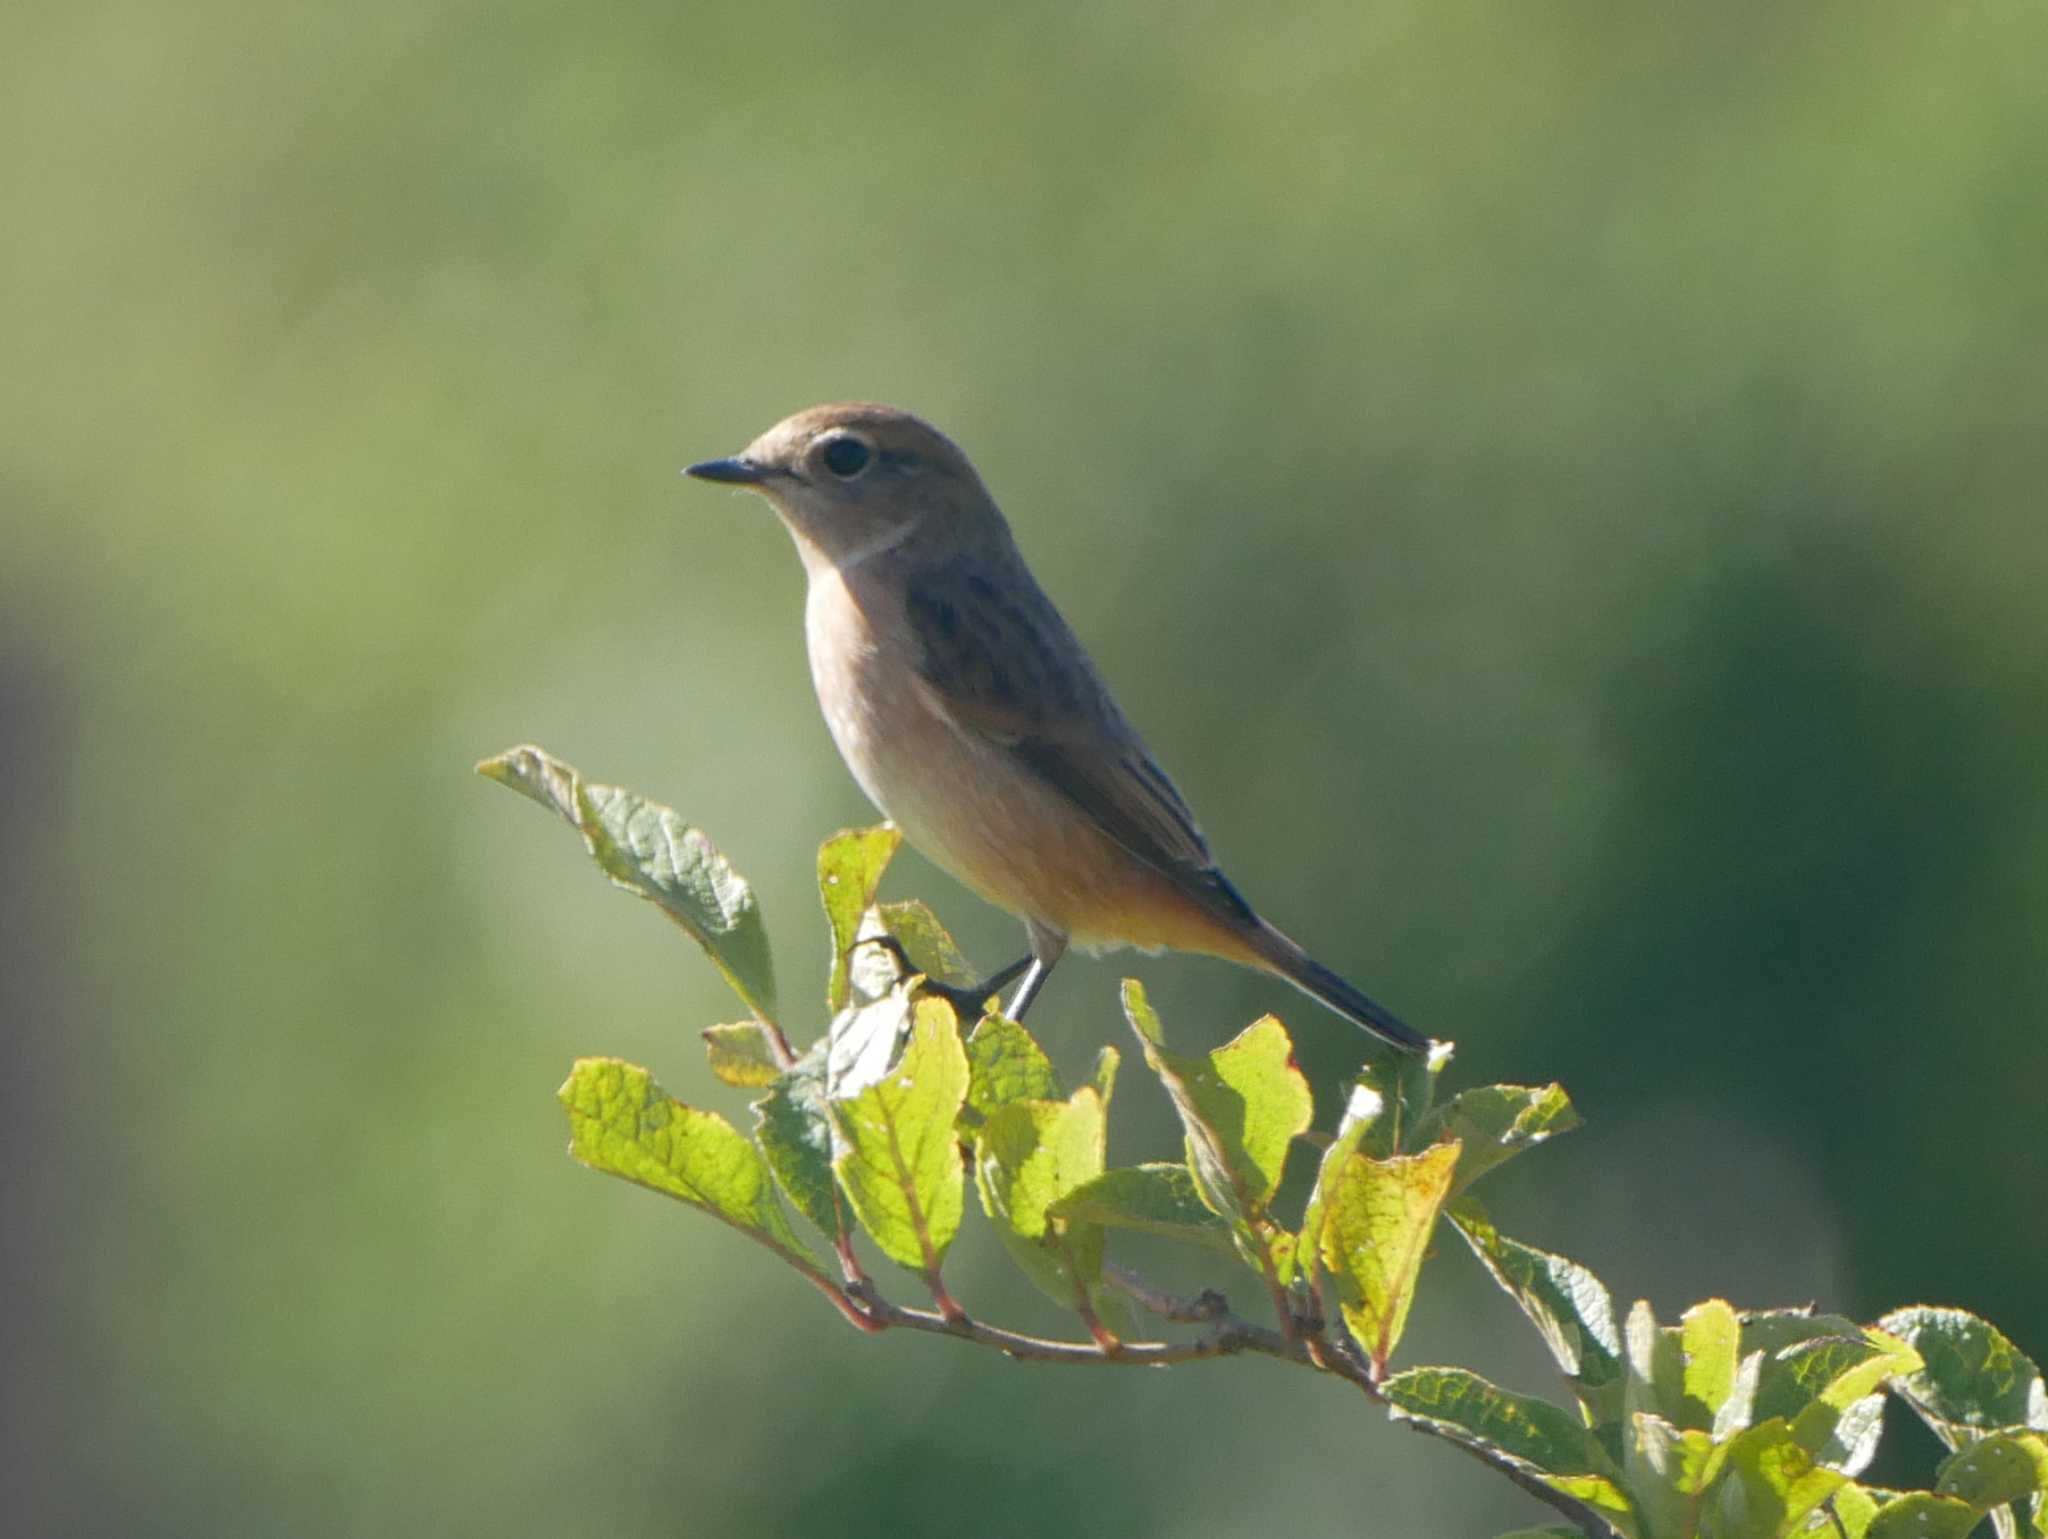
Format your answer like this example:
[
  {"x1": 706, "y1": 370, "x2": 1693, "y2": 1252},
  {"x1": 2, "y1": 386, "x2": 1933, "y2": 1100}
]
[{"x1": 821, "y1": 436, "x2": 871, "y2": 478}]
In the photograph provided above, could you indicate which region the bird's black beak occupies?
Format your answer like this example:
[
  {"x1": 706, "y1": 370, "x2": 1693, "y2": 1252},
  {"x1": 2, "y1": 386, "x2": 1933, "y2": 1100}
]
[{"x1": 685, "y1": 456, "x2": 769, "y2": 485}]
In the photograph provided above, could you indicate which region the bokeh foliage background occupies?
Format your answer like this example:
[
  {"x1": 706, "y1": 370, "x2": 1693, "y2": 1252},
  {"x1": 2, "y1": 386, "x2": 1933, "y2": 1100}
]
[{"x1": 4, "y1": 2, "x2": 2044, "y2": 1533}]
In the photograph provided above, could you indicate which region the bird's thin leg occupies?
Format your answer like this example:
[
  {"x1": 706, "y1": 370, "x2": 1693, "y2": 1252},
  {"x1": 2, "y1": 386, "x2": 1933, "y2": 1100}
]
[
  {"x1": 1004, "y1": 959, "x2": 1054, "y2": 1020},
  {"x1": 916, "y1": 954, "x2": 1033, "y2": 1021},
  {"x1": 1006, "y1": 922, "x2": 1069, "y2": 1022}
]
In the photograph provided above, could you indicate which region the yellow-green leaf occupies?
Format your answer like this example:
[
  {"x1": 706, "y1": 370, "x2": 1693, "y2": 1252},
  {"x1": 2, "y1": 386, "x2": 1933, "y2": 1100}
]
[
  {"x1": 1679, "y1": 1299, "x2": 1743, "y2": 1431},
  {"x1": 1297, "y1": 1083, "x2": 1384, "y2": 1282},
  {"x1": 831, "y1": 998, "x2": 970, "y2": 1274},
  {"x1": 1424, "y1": 1081, "x2": 1581, "y2": 1196},
  {"x1": 818, "y1": 825, "x2": 902, "y2": 1012},
  {"x1": 703, "y1": 1022, "x2": 784, "y2": 1088},
  {"x1": 559, "y1": 1057, "x2": 811, "y2": 1263},
  {"x1": 965, "y1": 1014, "x2": 1061, "y2": 1118},
  {"x1": 1319, "y1": 1138, "x2": 1460, "y2": 1372},
  {"x1": 480, "y1": 745, "x2": 777, "y2": 1020},
  {"x1": 1047, "y1": 1163, "x2": 1235, "y2": 1252},
  {"x1": 1864, "y1": 1492, "x2": 1981, "y2": 1539},
  {"x1": 1708, "y1": 1417, "x2": 1848, "y2": 1539},
  {"x1": 1937, "y1": 1430, "x2": 2048, "y2": 1513},
  {"x1": 877, "y1": 898, "x2": 978, "y2": 990},
  {"x1": 1623, "y1": 1411, "x2": 1720, "y2": 1539},
  {"x1": 1123, "y1": 981, "x2": 1311, "y2": 1224},
  {"x1": 974, "y1": 1091, "x2": 1107, "y2": 1242}
]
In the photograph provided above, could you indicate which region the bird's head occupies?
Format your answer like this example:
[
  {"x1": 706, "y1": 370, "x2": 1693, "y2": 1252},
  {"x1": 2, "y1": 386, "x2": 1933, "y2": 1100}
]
[{"x1": 687, "y1": 403, "x2": 1002, "y2": 574}]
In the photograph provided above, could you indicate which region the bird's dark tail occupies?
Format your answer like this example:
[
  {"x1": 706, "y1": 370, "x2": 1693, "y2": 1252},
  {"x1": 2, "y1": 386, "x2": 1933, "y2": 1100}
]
[{"x1": 1248, "y1": 923, "x2": 1430, "y2": 1052}]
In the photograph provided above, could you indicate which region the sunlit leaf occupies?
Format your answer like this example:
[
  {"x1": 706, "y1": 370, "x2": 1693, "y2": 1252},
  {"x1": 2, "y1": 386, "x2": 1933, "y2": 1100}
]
[
  {"x1": 876, "y1": 898, "x2": 979, "y2": 990},
  {"x1": 1319, "y1": 1139, "x2": 1460, "y2": 1372},
  {"x1": 1792, "y1": 1393, "x2": 1889, "y2": 1480},
  {"x1": 1864, "y1": 1491, "x2": 1982, "y2": 1539},
  {"x1": 1624, "y1": 1299, "x2": 1686, "y2": 1432},
  {"x1": 1936, "y1": 1430, "x2": 2048, "y2": 1512},
  {"x1": 703, "y1": 1022, "x2": 784, "y2": 1088},
  {"x1": 1622, "y1": 1411, "x2": 1721, "y2": 1539},
  {"x1": 974, "y1": 1091, "x2": 1107, "y2": 1243},
  {"x1": 1421, "y1": 1081, "x2": 1581, "y2": 1196},
  {"x1": 479, "y1": 745, "x2": 777, "y2": 1020},
  {"x1": 831, "y1": 998, "x2": 970, "y2": 1274},
  {"x1": 1708, "y1": 1417, "x2": 1848, "y2": 1539},
  {"x1": 1354, "y1": 1037, "x2": 1454, "y2": 1158},
  {"x1": 1296, "y1": 1081, "x2": 1384, "y2": 1290},
  {"x1": 1678, "y1": 1299, "x2": 1743, "y2": 1432},
  {"x1": 1048, "y1": 1163, "x2": 1234, "y2": 1252},
  {"x1": 558, "y1": 1057, "x2": 811, "y2": 1263},
  {"x1": 975, "y1": 1085, "x2": 1112, "y2": 1316},
  {"x1": 1879, "y1": 1307, "x2": 2048, "y2": 1452},
  {"x1": 1827, "y1": 1483, "x2": 1884, "y2": 1539},
  {"x1": 1382, "y1": 1366, "x2": 1613, "y2": 1479},
  {"x1": 1450, "y1": 1203, "x2": 1623, "y2": 1424},
  {"x1": 1122, "y1": 981, "x2": 1311, "y2": 1224},
  {"x1": 818, "y1": 826, "x2": 902, "y2": 1012},
  {"x1": 965, "y1": 1014, "x2": 1061, "y2": 1118}
]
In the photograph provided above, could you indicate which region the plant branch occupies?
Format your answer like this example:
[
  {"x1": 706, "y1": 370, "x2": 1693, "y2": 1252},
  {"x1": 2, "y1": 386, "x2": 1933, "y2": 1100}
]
[{"x1": 841, "y1": 1271, "x2": 1306, "y2": 1368}]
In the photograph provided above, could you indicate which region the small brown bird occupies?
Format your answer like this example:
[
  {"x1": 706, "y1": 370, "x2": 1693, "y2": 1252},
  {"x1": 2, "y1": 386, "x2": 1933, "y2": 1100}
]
[{"x1": 687, "y1": 403, "x2": 1425, "y2": 1050}]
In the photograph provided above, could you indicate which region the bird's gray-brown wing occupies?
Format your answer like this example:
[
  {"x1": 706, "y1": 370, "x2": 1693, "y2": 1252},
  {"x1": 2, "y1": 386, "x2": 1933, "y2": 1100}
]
[{"x1": 902, "y1": 555, "x2": 1258, "y2": 926}]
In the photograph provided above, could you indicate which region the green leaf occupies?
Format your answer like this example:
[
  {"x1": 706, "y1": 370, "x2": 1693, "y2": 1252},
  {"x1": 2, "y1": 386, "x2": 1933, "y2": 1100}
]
[
  {"x1": 1791, "y1": 1394, "x2": 1888, "y2": 1480},
  {"x1": 1496, "y1": 1529, "x2": 1588, "y2": 1539},
  {"x1": 1750, "y1": 1321, "x2": 1922, "y2": 1429},
  {"x1": 1319, "y1": 1139, "x2": 1461, "y2": 1372},
  {"x1": 1089, "y1": 1044, "x2": 1119, "y2": 1113},
  {"x1": 1421, "y1": 1081, "x2": 1581, "y2": 1195},
  {"x1": 1450, "y1": 1203, "x2": 1623, "y2": 1423},
  {"x1": 1937, "y1": 1431, "x2": 2048, "y2": 1513},
  {"x1": 703, "y1": 1022, "x2": 784, "y2": 1088},
  {"x1": 974, "y1": 1083, "x2": 1120, "y2": 1323},
  {"x1": 1678, "y1": 1299, "x2": 1743, "y2": 1432},
  {"x1": 1827, "y1": 1484, "x2": 1884, "y2": 1539},
  {"x1": 1122, "y1": 981, "x2": 1312, "y2": 1222},
  {"x1": 1742, "y1": 1323, "x2": 1920, "y2": 1481},
  {"x1": 752, "y1": 1050, "x2": 838, "y2": 1237},
  {"x1": 1740, "y1": 1308, "x2": 1871, "y2": 1352},
  {"x1": 1352, "y1": 1037, "x2": 1453, "y2": 1157},
  {"x1": 1707, "y1": 1417, "x2": 1848, "y2": 1539},
  {"x1": 1383, "y1": 1369, "x2": 1633, "y2": 1537},
  {"x1": 876, "y1": 898, "x2": 978, "y2": 989},
  {"x1": 831, "y1": 998, "x2": 970, "y2": 1275},
  {"x1": 1049, "y1": 1164, "x2": 1235, "y2": 1252},
  {"x1": 559, "y1": 1058, "x2": 811, "y2": 1264},
  {"x1": 974, "y1": 1092, "x2": 1107, "y2": 1242},
  {"x1": 1622, "y1": 1411, "x2": 1719, "y2": 1538},
  {"x1": 818, "y1": 826, "x2": 902, "y2": 1012},
  {"x1": 1625, "y1": 1300, "x2": 1687, "y2": 1432},
  {"x1": 1383, "y1": 1366, "x2": 1614, "y2": 1479},
  {"x1": 965, "y1": 1014, "x2": 1061, "y2": 1118},
  {"x1": 1864, "y1": 1492, "x2": 1982, "y2": 1539},
  {"x1": 1879, "y1": 1307, "x2": 2048, "y2": 1452},
  {"x1": 479, "y1": 745, "x2": 778, "y2": 1021}
]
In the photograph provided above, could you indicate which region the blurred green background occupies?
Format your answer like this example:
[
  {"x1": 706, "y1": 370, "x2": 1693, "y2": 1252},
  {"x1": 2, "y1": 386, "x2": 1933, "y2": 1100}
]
[{"x1": 5, "y1": 1, "x2": 2044, "y2": 1533}]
